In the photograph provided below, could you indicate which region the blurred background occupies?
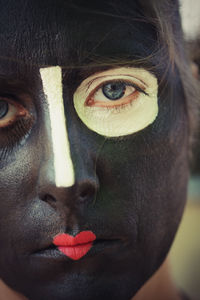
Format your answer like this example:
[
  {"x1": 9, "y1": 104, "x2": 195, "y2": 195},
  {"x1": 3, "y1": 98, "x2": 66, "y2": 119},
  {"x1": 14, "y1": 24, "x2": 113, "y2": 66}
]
[{"x1": 169, "y1": 1, "x2": 200, "y2": 299}]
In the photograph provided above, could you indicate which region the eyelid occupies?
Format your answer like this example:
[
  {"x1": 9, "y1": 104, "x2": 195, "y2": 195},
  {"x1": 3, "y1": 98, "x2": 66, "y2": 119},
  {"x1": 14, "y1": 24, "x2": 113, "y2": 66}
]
[
  {"x1": 0, "y1": 96, "x2": 27, "y2": 114},
  {"x1": 92, "y1": 79, "x2": 147, "y2": 96},
  {"x1": 85, "y1": 74, "x2": 148, "y2": 94}
]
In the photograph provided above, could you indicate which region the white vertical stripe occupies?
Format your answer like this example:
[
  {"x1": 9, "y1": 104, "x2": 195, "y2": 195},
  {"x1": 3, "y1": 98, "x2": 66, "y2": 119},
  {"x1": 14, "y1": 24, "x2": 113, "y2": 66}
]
[{"x1": 40, "y1": 66, "x2": 75, "y2": 187}]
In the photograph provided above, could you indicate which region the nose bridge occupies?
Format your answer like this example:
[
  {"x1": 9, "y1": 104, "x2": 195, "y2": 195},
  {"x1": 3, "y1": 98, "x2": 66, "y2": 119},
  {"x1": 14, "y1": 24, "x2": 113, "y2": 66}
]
[
  {"x1": 39, "y1": 65, "x2": 99, "y2": 209},
  {"x1": 40, "y1": 66, "x2": 75, "y2": 188}
]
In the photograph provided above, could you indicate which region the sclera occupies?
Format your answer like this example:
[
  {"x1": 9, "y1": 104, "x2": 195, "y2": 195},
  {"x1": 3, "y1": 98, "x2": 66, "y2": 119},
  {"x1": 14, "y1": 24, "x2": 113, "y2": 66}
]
[{"x1": 73, "y1": 67, "x2": 158, "y2": 137}]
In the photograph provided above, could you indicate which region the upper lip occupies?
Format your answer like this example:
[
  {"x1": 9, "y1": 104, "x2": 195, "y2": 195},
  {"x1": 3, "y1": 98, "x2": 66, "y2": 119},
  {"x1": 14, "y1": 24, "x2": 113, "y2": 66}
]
[{"x1": 53, "y1": 231, "x2": 96, "y2": 247}]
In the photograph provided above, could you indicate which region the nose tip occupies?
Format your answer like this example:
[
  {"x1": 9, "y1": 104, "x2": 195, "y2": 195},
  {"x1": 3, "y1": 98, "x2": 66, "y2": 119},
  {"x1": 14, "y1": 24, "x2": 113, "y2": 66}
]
[{"x1": 39, "y1": 176, "x2": 99, "y2": 210}]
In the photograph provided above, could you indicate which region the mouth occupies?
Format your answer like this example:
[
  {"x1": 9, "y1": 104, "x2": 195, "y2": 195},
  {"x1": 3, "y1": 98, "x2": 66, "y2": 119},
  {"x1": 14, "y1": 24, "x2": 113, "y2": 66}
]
[
  {"x1": 33, "y1": 237, "x2": 120, "y2": 261},
  {"x1": 52, "y1": 231, "x2": 96, "y2": 260}
]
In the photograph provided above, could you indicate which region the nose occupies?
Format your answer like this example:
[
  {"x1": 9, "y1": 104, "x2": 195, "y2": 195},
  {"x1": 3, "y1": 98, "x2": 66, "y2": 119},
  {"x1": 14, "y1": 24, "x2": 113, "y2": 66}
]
[
  {"x1": 38, "y1": 163, "x2": 99, "y2": 209},
  {"x1": 38, "y1": 137, "x2": 99, "y2": 208},
  {"x1": 37, "y1": 66, "x2": 99, "y2": 210}
]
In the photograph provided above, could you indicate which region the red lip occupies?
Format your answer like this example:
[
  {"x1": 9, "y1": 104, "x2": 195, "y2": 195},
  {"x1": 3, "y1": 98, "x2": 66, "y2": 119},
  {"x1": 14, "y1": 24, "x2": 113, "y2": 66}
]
[{"x1": 53, "y1": 231, "x2": 96, "y2": 260}]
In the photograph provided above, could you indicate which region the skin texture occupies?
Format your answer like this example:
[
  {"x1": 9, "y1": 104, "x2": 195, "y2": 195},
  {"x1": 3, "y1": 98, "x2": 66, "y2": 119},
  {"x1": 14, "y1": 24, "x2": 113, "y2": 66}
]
[
  {"x1": 0, "y1": 258, "x2": 183, "y2": 300},
  {"x1": 0, "y1": 1, "x2": 190, "y2": 300}
]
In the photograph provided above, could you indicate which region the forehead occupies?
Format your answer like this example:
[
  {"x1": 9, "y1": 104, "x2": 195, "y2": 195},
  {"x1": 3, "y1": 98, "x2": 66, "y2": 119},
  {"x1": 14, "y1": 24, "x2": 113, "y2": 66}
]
[{"x1": 0, "y1": 0, "x2": 157, "y2": 68}]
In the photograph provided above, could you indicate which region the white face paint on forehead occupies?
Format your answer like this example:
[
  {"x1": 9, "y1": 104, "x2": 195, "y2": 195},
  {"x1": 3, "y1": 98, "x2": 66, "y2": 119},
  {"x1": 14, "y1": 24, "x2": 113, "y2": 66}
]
[{"x1": 40, "y1": 66, "x2": 75, "y2": 187}]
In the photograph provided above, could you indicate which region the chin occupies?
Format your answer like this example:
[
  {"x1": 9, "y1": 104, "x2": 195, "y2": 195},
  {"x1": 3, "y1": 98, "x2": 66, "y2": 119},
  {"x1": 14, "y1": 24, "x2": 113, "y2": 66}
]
[{"x1": 3, "y1": 241, "x2": 169, "y2": 300}]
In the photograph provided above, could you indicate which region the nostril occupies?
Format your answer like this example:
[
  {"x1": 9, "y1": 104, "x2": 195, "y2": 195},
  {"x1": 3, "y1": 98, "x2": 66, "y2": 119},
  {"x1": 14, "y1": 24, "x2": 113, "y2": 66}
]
[
  {"x1": 77, "y1": 182, "x2": 97, "y2": 203},
  {"x1": 79, "y1": 190, "x2": 90, "y2": 202},
  {"x1": 41, "y1": 194, "x2": 57, "y2": 204}
]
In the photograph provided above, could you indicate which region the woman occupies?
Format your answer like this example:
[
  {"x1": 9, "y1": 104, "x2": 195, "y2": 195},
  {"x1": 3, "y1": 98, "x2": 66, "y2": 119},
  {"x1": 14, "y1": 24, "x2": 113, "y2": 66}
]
[{"x1": 0, "y1": 0, "x2": 198, "y2": 299}]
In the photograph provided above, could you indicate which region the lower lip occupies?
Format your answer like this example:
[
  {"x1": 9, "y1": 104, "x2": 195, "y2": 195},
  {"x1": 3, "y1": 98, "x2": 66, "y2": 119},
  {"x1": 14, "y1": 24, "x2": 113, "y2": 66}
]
[
  {"x1": 33, "y1": 240, "x2": 120, "y2": 260},
  {"x1": 57, "y1": 242, "x2": 93, "y2": 260}
]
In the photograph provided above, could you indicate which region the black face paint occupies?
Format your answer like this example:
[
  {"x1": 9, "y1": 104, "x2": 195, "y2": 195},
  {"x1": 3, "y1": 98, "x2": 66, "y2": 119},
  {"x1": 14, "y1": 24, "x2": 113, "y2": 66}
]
[{"x1": 0, "y1": 1, "x2": 190, "y2": 300}]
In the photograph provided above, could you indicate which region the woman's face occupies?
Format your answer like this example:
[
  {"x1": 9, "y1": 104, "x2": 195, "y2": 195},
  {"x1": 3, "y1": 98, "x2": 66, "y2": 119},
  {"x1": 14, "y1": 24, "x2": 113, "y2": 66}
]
[{"x1": 0, "y1": 1, "x2": 189, "y2": 300}]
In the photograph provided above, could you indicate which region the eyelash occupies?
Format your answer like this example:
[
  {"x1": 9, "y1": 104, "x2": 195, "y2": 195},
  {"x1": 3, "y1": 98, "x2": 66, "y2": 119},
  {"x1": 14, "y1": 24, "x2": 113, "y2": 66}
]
[
  {"x1": 0, "y1": 96, "x2": 34, "y2": 160},
  {"x1": 85, "y1": 79, "x2": 148, "y2": 112}
]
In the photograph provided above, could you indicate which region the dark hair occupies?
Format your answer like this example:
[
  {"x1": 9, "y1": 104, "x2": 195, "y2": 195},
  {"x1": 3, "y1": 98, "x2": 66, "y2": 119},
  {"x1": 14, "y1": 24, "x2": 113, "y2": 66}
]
[{"x1": 140, "y1": 0, "x2": 199, "y2": 158}]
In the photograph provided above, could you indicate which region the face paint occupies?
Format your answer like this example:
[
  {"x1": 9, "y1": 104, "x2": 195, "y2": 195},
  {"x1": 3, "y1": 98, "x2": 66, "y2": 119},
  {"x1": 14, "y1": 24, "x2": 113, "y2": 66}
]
[
  {"x1": 74, "y1": 67, "x2": 158, "y2": 137},
  {"x1": 0, "y1": 1, "x2": 191, "y2": 300},
  {"x1": 40, "y1": 66, "x2": 75, "y2": 187},
  {"x1": 53, "y1": 231, "x2": 96, "y2": 260}
]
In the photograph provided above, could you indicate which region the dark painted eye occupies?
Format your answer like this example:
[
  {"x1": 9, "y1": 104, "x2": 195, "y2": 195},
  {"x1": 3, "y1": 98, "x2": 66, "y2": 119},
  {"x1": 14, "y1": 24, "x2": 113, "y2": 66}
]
[
  {"x1": 0, "y1": 100, "x2": 9, "y2": 119},
  {"x1": 102, "y1": 82, "x2": 126, "y2": 100},
  {"x1": 0, "y1": 98, "x2": 28, "y2": 129}
]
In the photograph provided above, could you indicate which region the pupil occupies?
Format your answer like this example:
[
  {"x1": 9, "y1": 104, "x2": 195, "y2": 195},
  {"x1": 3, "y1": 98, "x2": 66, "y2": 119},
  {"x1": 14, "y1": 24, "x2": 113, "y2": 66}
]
[
  {"x1": 102, "y1": 82, "x2": 126, "y2": 100},
  {"x1": 0, "y1": 100, "x2": 9, "y2": 119}
]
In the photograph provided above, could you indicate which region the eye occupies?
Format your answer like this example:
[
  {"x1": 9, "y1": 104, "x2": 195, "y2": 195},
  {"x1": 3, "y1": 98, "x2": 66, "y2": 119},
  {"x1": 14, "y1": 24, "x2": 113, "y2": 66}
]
[
  {"x1": 0, "y1": 98, "x2": 27, "y2": 128},
  {"x1": 74, "y1": 67, "x2": 158, "y2": 137},
  {"x1": 86, "y1": 80, "x2": 146, "y2": 108},
  {"x1": 0, "y1": 100, "x2": 9, "y2": 118},
  {"x1": 0, "y1": 96, "x2": 34, "y2": 157}
]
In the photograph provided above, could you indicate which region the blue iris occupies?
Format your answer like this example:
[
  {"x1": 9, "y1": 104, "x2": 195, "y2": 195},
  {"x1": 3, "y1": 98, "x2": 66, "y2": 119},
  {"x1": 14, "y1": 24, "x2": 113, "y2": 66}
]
[
  {"x1": 102, "y1": 82, "x2": 126, "y2": 100},
  {"x1": 0, "y1": 101, "x2": 8, "y2": 119}
]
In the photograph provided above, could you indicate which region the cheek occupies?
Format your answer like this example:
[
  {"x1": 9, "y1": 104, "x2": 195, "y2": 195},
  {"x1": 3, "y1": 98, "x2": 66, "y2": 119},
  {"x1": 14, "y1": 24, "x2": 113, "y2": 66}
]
[
  {"x1": 0, "y1": 136, "x2": 63, "y2": 282},
  {"x1": 96, "y1": 116, "x2": 189, "y2": 252},
  {"x1": 136, "y1": 146, "x2": 189, "y2": 272},
  {"x1": 95, "y1": 136, "x2": 188, "y2": 297},
  {"x1": 0, "y1": 136, "x2": 41, "y2": 222},
  {"x1": 0, "y1": 145, "x2": 38, "y2": 271}
]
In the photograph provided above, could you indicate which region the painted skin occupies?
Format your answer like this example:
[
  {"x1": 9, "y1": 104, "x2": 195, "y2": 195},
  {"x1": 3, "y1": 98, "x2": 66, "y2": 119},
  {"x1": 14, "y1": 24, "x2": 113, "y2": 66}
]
[
  {"x1": 40, "y1": 65, "x2": 158, "y2": 261},
  {"x1": 74, "y1": 67, "x2": 158, "y2": 137},
  {"x1": 0, "y1": 1, "x2": 189, "y2": 300},
  {"x1": 40, "y1": 66, "x2": 75, "y2": 187}
]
